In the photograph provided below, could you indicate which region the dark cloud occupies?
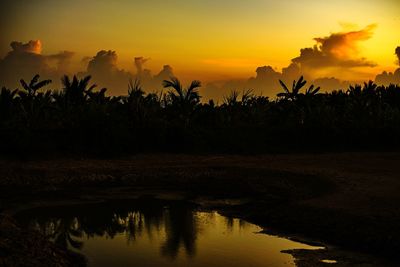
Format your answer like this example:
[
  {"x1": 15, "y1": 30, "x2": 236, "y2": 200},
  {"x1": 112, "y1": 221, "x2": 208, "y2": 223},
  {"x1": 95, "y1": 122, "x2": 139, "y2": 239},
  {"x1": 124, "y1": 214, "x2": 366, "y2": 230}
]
[
  {"x1": 87, "y1": 50, "x2": 118, "y2": 74},
  {"x1": 137, "y1": 64, "x2": 176, "y2": 92},
  {"x1": 48, "y1": 51, "x2": 75, "y2": 73},
  {"x1": 134, "y1": 57, "x2": 149, "y2": 75},
  {"x1": 81, "y1": 52, "x2": 176, "y2": 94},
  {"x1": 202, "y1": 66, "x2": 349, "y2": 101},
  {"x1": 154, "y1": 65, "x2": 174, "y2": 81},
  {"x1": 0, "y1": 40, "x2": 74, "y2": 88},
  {"x1": 396, "y1": 46, "x2": 400, "y2": 66},
  {"x1": 202, "y1": 66, "x2": 283, "y2": 101},
  {"x1": 247, "y1": 66, "x2": 281, "y2": 94},
  {"x1": 80, "y1": 50, "x2": 132, "y2": 94},
  {"x1": 10, "y1": 40, "x2": 42, "y2": 54}
]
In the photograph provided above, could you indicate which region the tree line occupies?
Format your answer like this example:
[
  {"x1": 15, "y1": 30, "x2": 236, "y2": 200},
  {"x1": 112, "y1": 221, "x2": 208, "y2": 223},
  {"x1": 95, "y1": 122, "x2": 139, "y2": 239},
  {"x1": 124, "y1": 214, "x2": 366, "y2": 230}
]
[{"x1": 1, "y1": 74, "x2": 400, "y2": 156}]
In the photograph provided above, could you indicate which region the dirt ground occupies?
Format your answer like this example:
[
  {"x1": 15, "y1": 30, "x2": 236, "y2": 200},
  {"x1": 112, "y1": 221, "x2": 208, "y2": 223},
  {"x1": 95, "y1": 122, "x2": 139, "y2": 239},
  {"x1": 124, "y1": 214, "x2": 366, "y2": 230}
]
[{"x1": 1, "y1": 152, "x2": 400, "y2": 266}]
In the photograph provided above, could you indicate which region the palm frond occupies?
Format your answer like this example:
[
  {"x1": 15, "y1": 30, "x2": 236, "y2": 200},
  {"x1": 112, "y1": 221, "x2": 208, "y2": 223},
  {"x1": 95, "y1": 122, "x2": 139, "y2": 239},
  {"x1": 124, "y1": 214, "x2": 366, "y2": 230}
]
[
  {"x1": 20, "y1": 79, "x2": 29, "y2": 91},
  {"x1": 29, "y1": 74, "x2": 40, "y2": 88},
  {"x1": 279, "y1": 80, "x2": 289, "y2": 94},
  {"x1": 32, "y1": 79, "x2": 52, "y2": 90}
]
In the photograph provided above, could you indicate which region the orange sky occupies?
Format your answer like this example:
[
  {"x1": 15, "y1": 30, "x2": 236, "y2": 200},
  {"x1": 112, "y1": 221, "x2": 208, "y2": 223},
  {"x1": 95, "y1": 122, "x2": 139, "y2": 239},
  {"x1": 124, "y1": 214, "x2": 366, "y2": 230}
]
[{"x1": 0, "y1": 0, "x2": 399, "y2": 95}]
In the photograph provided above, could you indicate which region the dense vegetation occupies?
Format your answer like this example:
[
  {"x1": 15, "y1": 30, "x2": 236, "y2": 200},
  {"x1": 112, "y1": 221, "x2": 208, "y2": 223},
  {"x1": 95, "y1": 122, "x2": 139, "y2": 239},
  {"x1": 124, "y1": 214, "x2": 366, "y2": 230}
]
[{"x1": 1, "y1": 74, "x2": 400, "y2": 156}]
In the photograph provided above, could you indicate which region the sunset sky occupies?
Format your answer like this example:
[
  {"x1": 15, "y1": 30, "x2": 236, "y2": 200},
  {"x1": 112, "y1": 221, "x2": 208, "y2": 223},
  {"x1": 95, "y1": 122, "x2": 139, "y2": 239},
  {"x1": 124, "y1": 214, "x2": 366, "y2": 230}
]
[{"x1": 0, "y1": 0, "x2": 399, "y2": 96}]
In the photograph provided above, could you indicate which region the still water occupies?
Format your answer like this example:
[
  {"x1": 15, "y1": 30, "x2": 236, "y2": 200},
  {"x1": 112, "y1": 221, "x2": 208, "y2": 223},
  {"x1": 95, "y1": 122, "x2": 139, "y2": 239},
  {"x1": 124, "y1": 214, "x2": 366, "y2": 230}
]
[{"x1": 17, "y1": 199, "x2": 321, "y2": 267}]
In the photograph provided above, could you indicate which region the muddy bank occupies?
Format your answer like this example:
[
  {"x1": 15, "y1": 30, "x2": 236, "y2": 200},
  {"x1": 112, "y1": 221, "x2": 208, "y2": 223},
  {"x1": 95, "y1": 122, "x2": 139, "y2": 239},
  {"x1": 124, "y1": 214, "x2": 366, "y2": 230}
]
[
  {"x1": 1, "y1": 153, "x2": 400, "y2": 264},
  {"x1": 283, "y1": 248, "x2": 396, "y2": 267},
  {"x1": 0, "y1": 214, "x2": 86, "y2": 267}
]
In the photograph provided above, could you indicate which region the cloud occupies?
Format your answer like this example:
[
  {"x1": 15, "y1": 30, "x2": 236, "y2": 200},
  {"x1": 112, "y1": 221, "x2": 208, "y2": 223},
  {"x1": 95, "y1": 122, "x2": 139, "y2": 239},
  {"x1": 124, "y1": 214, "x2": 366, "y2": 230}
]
[
  {"x1": 202, "y1": 25, "x2": 378, "y2": 100},
  {"x1": 374, "y1": 47, "x2": 400, "y2": 86},
  {"x1": 80, "y1": 50, "x2": 132, "y2": 94},
  {"x1": 48, "y1": 51, "x2": 75, "y2": 62},
  {"x1": 293, "y1": 24, "x2": 377, "y2": 72},
  {"x1": 202, "y1": 65, "x2": 349, "y2": 101},
  {"x1": 10, "y1": 40, "x2": 42, "y2": 54},
  {"x1": 47, "y1": 51, "x2": 75, "y2": 72},
  {"x1": 134, "y1": 57, "x2": 150, "y2": 75},
  {"x1": 247, "y1": 66, "x2": 281, "y2": 93},
  {"x1": 81, "y1": 52, "x2": 176, "y2": 94},
  {"x1": 136, "y1": 64, "x2": 176, "y2": 92},
  {"x1": 375, "y1": 70, "x2": 400, "y2": 85},
  {"x1": 154, "y1": 65, "x2": 174, "y2": 81},
  {"x1": 313, "y1": 77, "x2": 349, "y2": 91},
  {"x1": 81, "y1": 56, "x2": 92, "y2": 64},
  {"x1": 16, "y1": 47, "x2": 168, "y2": 95},
  {"x1": 0, "y1": 28, "x2": 391, "y2": 99},
  {"x1": 87, "y1": 50, "x2": 118, "y2": 74},
  {"x1": 202, "y1": 66, "x2": 282, "y2": 101},
  {"x1": 0, "y1": 40, "x2": 74, "y2": 88}
]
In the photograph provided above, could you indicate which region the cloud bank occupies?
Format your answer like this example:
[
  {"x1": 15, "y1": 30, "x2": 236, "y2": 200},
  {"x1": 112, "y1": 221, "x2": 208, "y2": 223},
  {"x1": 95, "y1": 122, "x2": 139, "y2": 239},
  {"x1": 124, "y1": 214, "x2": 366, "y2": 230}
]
[
  {"x1": 80, "y1": 50, "x2": 131, "y2": 94},
  {"x1": 374, "y1": 46, "x2": 400, "y2": 86},
  {"x1": 204, "y1": 25, "x2": 382, "y2": 100},
  {"x1": 78, "y1": 51, "x2": 176, "y2": 95},
  {"x1": 294, "y1": 24, "x2": 376, "y2": 70},
  {"x1": 0, "y1": 40, "x2": 74, "y2": 88},
  {"x1": 1, "y1": 31, "x2": 399, "y2": 100}
]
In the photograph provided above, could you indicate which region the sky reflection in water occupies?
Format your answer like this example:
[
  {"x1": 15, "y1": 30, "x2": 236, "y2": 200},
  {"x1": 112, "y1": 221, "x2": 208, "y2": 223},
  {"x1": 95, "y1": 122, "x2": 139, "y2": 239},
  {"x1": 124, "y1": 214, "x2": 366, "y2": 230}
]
[{"x1": 17, "y1": 199, "x2": 321, "y2": 267}]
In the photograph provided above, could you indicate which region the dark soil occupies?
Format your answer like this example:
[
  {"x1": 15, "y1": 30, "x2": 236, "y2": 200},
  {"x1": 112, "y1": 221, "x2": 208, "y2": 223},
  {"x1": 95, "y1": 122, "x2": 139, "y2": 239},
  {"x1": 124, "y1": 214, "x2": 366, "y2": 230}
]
[{"x1": 1, "y1": 153, "x2": 400, "y2": 266}]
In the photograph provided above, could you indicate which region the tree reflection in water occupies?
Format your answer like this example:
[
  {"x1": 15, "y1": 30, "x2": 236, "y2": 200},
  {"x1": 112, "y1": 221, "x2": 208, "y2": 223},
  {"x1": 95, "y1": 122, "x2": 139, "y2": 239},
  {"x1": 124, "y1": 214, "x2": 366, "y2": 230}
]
[
  {"x1": 17, "y1": 199, "x2": 198, "y2": 259},
  {"x1": 161, "y1": 204, "x2": 197, "y2": 259}
]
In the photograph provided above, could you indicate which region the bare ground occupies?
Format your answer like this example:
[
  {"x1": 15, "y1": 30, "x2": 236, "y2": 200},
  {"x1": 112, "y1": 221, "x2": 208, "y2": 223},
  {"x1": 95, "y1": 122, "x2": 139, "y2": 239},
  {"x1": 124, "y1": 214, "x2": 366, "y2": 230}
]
[{"x1": 1, "y1": 152, "x2": 400, "y2": 266}]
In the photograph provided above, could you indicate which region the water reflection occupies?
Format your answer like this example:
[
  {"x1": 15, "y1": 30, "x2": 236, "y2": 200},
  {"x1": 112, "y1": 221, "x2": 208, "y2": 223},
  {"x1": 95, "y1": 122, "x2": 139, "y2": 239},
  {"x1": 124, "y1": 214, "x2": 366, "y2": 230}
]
[
  {"x1": 161, "y1": 206, "x2": 197, "y2": 259},
  {"x1": 16, "y1": 199, "x2": 319, "y2": 267},
  {"x1": 18, "y1": 200, "x2": 200, "y2": 258}
]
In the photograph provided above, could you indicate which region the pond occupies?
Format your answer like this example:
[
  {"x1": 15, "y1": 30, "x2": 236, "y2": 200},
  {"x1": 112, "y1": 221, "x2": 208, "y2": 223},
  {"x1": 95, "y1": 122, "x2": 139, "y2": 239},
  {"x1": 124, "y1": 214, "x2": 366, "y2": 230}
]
[{"x1": 16, "y1": 199, "x2": 323, "y2": 267}]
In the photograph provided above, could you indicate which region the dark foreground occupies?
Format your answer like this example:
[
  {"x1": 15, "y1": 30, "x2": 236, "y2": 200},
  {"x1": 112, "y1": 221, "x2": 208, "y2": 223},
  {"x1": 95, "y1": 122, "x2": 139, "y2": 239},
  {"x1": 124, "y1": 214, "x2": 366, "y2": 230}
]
[{"x1": 1, "y1": 153, "x2": 400, "y2": 266}]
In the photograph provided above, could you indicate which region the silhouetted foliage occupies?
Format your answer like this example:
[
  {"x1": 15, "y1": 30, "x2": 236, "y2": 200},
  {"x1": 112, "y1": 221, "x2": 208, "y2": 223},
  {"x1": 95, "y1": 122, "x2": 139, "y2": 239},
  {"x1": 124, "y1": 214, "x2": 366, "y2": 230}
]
[{"x1": 1, "y1": 74, "x2": 400, "y2": 155}]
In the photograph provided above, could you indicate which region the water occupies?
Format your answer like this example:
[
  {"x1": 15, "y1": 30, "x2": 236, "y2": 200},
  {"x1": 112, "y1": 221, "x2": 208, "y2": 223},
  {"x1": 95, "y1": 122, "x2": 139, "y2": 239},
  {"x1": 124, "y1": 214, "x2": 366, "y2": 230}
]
[{"x1": 16, "y1": 199, "x2": 322, "y2": 267}]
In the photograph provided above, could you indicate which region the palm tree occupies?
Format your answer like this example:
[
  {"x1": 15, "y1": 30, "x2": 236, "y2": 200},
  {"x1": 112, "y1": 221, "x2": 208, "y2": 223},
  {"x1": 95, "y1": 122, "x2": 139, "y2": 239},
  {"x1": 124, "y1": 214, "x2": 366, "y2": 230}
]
[
  {"x1": 125, "y1": 79, "x2": 147, "y2": 126},
  {"x1": 17, "y1": 75, "x2": 53, "y2": 127},
  {"x1": 277, "y1": 76, "x2": 319, "y2": 100},
  {"x1": 223, "y1": 90, "x2": 239, "y2": 106},
  {"x1": 128, "y1": 79, "x2": 145, "y2": 100},
  {"x1": 19, "y1": 74, "x2": 52, "y2": 98},
  {"x1": 222, "y1": 90, "x2": 254, "y2": 106},
  {"x1": 305, "y1": 84, "x2": 321, "y2": 96},
  {"x1": 163, "y1": 77, "x2": 201, "y2": 108},
  {"x1": 60, "y1": 75, "x2": 97, "y2": 107}
]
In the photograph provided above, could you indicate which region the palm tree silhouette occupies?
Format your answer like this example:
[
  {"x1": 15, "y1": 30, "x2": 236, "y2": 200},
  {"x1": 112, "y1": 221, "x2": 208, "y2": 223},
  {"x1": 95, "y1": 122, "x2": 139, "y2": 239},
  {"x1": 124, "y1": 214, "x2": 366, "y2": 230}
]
[
  {"x1": 162, "y1": 77, "x2": 202, "y2": 130},
  {"x1": 19, "y1": 74, "x2": 52, "y2": 98},
  {"x1": 60, "y1": 75, "x2": 97, "y2": 107},
  {"x1": 17, "y1": 75, "x2": 52, "y2": 127},
  {"x1": 278, "y1": 76, "x2": 319, "y2": 100},
  {"x1": 163, "y1": 77, "x2": 201, "y2": 108}
]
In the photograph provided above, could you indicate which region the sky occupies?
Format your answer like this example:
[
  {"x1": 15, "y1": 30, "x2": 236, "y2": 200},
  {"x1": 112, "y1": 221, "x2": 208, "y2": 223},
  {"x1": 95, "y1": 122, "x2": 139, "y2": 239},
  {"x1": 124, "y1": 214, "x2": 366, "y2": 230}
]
[{"x1": 0, "y1": 0, "x2": 399, "y2": 98}]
